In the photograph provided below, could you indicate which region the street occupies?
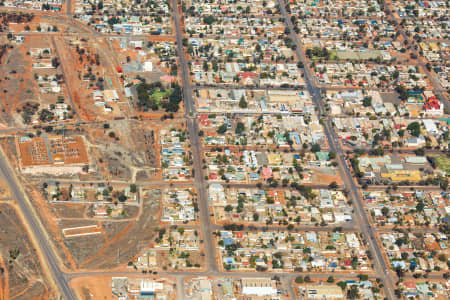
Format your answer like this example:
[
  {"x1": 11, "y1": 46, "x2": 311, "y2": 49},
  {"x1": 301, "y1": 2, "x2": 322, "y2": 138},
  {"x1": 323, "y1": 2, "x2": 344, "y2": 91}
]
[
  {"x1": 0, "y1": 1, "x2": 446, "y2": 299},
  {"x1": 278, "y1": 0, "x2": 397, "y2": 299}
]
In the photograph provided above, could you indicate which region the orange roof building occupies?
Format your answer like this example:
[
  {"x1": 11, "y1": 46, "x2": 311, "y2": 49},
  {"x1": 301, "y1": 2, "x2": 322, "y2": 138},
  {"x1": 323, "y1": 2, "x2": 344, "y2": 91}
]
[{"x1": 17, "y1": 135, "x2": 89, "y2": 174}]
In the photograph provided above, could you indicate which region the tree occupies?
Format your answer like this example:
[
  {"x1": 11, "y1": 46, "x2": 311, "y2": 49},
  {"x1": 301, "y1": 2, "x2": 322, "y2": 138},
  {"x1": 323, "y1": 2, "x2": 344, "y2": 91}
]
[
  {"x1": 392, "y1": 70, "x2": 400, "y2": 79},
  {"x1": 217, "y1": 124, "x2": 227, "y2": 134},
  {"x1": 9, "y1": 248, "x2": 20, "y2": 260},
  {"x1": 203, "y1": 16, "x2": 215, "y2": 25},
  {"x1": 51, "y1": 57, "x2": 60, "y2": 68},
  {"x1": 438, "y1": 254, "x2": 446, "y2": 262},
  {"x1": 372, "y1": 146, "x2": 384, "y2": 156},
  {"x1": 224, "y1": 205, "x2": 233, "y2": 212},
  {"x1": 363, "y1": 96, "x2": 372, "y2": 107},
  {"x1": 329, "y1": 152, "x2": 336, "y2": 159},
  {"x1": 348, "y1": 285, "x2": 359, "y2": 299},
  {"x1": 130, "y1": 184, "x2": 137, "y2": 193},
  {"x1": 358, "y1": 274, "x2": 369, "y2": 281},
  {"x1": 337, "y1": 281, "x2": 347, "y2": 290},
  {"x1": 381, "y1": 207, "x2": 389, "y2": 216},
  {"x1": 39, "y1": 109, "x2": 54, "y2": 122},
  {"x1": 328, "y1": 181, "x2": 338, "y2": 190},
  {"x1": 327, "y1": 276, "x2": 335, "y2": 283},
  {"x1": 414, "y1": 147, "x2": 425, "y2": 156},
  {"x1": 212, "y1": 60, "x2": 218, "y2": 72},
  {"x1": 118, "y1": 194, "x2": 127, "y2": 202},
  {"x1": 239, "y1": 96, "x2": 248, "y2": 108},
  {"x1": 396, "y1": 85, "x2": 408, "y2": 100},
  {"x1": 416, "y1": 200, "x2": 425, "y2": 212},
  {"x1": 407, "y1": 122, "x2": 421, "y2": 137},
  {"x1": 107, "y1": 17, "x2": 120, "y2": 26},
  {"x1": 235, "y1": 122, "x2": 245, "y2": 135},
  {"x1": 440, "y1": 176, "x2": 448, "y2": 191},
  {"x1": 295, "y1": 276, "x2": 304, "y2": 284},
  {"x1": 311, "y1": 143, "x2": 321, "y2": 152}
]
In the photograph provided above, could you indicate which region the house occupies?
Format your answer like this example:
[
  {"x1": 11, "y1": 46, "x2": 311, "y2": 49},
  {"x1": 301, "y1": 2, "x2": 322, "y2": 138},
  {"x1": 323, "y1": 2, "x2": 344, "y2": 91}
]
[
  {"x1": 423, "y1": 119, "x2": 438, "y2": 134},
  {"x1": 241, "y1": 278, "x2": 277, "y2": 296},
  {"x1": 143, "y1": 61, "x2": 153, "y2": 72},
  {"x1": 261, "y1": 167, "x2": 273, "y2": 180},
  {"x1": 103, "y1": 90, "x2": 119, "y2": 102}
]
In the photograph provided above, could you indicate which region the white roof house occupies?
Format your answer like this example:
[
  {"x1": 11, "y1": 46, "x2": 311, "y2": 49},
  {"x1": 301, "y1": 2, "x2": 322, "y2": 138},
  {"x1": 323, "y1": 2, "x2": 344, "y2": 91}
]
[{"x1": 423, "y1": 119, "x2": 438, "y2": 134}]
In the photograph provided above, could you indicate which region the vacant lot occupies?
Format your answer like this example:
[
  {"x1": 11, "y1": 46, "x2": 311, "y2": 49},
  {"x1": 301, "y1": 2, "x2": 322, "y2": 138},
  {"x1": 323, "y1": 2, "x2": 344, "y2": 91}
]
[
  {"x1": 0, "y1": 177, "x2": 10, "y2": 200},
  {"x1": 0, "y1": 203, "x2": 54, "y2": 299},
  {"x1": 79, "y1": 120, "x2": 160, "y2": 182},
  {"x1": 51, "y1": 189, "x2": 160, "y2": 270}
]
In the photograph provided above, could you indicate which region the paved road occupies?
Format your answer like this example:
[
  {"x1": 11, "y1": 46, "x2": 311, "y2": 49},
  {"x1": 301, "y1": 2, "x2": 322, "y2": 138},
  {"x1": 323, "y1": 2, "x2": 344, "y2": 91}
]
[
  {"x1": 66, "y1": 0, "x2": 72, "y2": 16},
  {"x1": 0, "y1": 150, "x2": 76, "y2": 300},
  {"x1": 65, "y1": 269, "x2": 365, "y2": 280},
  {"x1": 172, "y1": 0, "x2": 218, "y2": 273},
  {"x1": 192, "y1": 83, "x2": 305, "y2": 90},
  {"x1": 278, "y1": 1, "x2": 396, "y2": 299},
  {"x1": 192, "y1": 83, "x2": 406, "y2": 93},
  {"x1": 39, "y1": 178, "x2": 337, "y2": 190},
  {"x1": 0, "y1": 31, "x2": 175, "y2": 40},
  {"x1": 2, "y1": 2, "x2": 444, "y2": 300}
]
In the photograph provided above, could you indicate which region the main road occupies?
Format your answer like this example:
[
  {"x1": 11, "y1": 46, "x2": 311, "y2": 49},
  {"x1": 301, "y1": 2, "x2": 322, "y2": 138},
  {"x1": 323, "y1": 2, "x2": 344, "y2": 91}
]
[
  {"x1": 278, "y1": 1, "x2": 396, "y2": 299},
  {"x1": 0, "y1": 149, "x2": 76, "y2": 300},
  {"x1": 171, "y1": 0, "x2": 218, "y2": 272}
]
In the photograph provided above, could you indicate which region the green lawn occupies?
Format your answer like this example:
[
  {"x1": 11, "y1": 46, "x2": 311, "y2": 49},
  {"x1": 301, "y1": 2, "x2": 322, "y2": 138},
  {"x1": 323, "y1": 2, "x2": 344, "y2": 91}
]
[
  {"x1": 328, "y1": 51, "x2": 337, "y2": 60},
  {"x1": 311, "y1": 51, "x2": 338, "y2": 61},
  {"x1": 434, "y1": 155, "x2": 450, "y2": 173},
  {"x1": 150, "y1": 89, "x2": 171, "y2": 103}
]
